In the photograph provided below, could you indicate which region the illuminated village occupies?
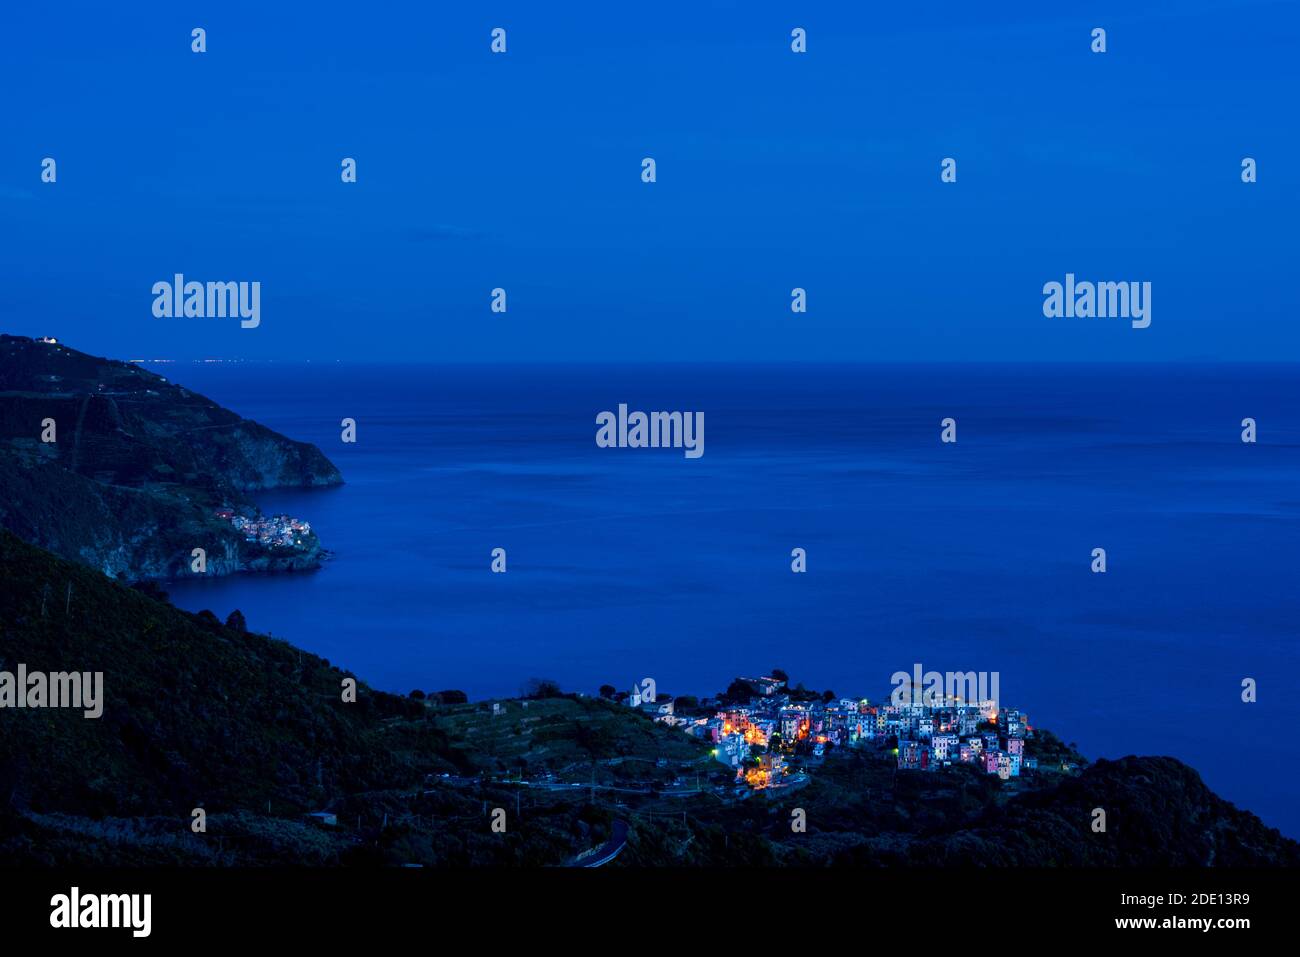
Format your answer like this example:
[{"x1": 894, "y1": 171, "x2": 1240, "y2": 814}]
[
  {"x1": 215, "y1": 508, "x2": 313, "y2": 549},
  {"x1": 628, "y1": 674, "x2": 1040, "y2": 791}
]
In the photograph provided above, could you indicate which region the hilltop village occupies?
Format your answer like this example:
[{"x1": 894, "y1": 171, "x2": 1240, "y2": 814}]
[{"x1": 621, "y1": 673, "x2": 1062, "y2": 791}]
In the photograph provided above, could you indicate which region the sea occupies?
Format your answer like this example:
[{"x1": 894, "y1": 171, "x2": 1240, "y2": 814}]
[{"x1": 158, "y1": 362, "x2": 1300, "y2": 838}]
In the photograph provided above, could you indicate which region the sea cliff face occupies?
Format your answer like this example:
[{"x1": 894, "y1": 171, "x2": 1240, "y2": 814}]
[{"x1": 0, "y1": 335, "x2": 340, "y2": 580}]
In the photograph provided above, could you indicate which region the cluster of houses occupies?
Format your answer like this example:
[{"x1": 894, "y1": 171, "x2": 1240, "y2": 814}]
[
  {"x1": 214, "y1": 509, "x2": 311, "y2": 549},
  {"x1": 892, "y1": 704, "x2": 1036, "y2": 779},
  {"x1": 625, "y1": 675, "x2": 1037, "y2": 788}
]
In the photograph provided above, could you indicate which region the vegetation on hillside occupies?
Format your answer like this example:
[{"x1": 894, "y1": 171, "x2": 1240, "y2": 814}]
[{"x1": 2, "y1": 528, "x2": 1296, "y2": 867}]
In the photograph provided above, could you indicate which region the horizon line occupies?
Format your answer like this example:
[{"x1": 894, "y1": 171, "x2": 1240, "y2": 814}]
[{"x1": 126, "y1": 356, "x2": 1300, "y2": 366}]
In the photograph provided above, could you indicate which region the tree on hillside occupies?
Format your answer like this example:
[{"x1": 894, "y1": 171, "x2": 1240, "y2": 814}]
[
  {"x1": 719, "y1": 679, "x2": 753, "y2": 705},
  {"x1": 522, "y1": 678, "x2": 563, "y2": 699},
  {"x1": 788, "y1": 683, "x2": 823, "y2": 703},
  {"x1": 130, "y1": 580, "x2": 171, "y2": 604}
]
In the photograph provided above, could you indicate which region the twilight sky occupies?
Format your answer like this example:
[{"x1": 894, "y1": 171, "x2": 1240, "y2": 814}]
[{"x1": 2, "y1": 0, "x2": 1296, "y2": 362}]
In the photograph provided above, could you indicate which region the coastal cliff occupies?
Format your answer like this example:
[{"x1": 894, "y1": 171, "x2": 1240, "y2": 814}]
[{"x1": 0, "y1": 335, "x2": 339, "y2": 580}]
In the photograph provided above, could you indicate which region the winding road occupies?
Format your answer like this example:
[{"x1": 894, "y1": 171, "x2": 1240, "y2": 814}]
[{"x1": 569, "y1": 819, "x2": 629, "y2": 868}]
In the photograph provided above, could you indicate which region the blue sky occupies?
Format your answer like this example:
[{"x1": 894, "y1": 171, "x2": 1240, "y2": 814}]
[{"x1": 2, "y1": 0, "x2": 1296, "y2": 361}]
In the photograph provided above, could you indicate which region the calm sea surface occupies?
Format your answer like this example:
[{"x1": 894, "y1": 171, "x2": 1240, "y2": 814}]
[{"x1": 160, "y1": 363, "x2": 1300, "y2": 837}]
